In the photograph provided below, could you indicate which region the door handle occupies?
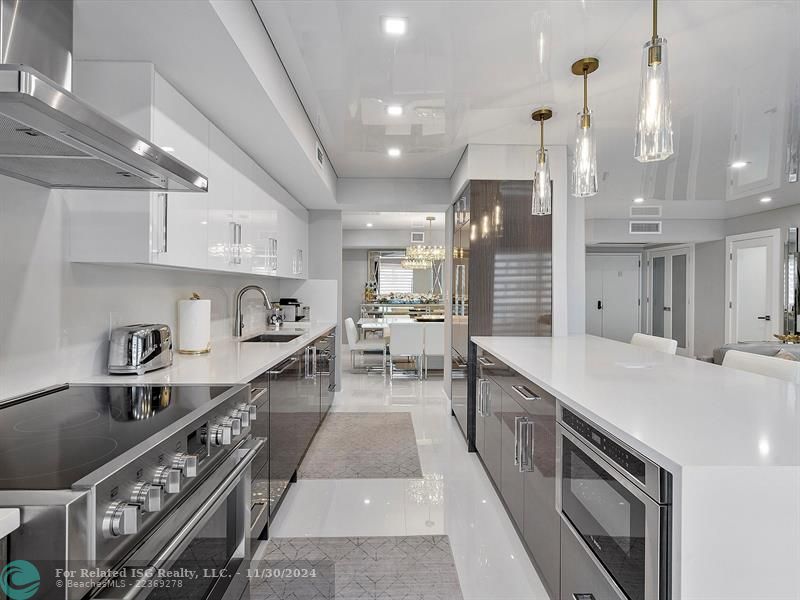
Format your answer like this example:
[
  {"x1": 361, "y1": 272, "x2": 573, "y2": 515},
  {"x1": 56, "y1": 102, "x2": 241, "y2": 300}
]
[
  {"x1": 513, "y1": 416, "x2": 524, "y2": 466},
  {"x1": 757, "y1": 315, "x2": 772, "y2": 321},
  {"x1": 269, "y1": 356, "x2": 298, "y2": 375},
  {"x1": 512, "y1": 385, "x2": 541, "y2": 402},
  {"x1": 663, "y1": 306, "x2": 671, "y2": 312},
  {"x1": 597, "y1": 300, "x2": 602, "y2": 310},
  {"x1": 521, "y1": 420, "x2": 534, "y2": 473}
]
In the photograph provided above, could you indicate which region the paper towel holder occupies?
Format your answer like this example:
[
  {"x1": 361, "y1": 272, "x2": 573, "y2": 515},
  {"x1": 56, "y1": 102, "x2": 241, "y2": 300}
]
[{"x1": 178, "y1": 293, "x2": 212, "y2": 355}]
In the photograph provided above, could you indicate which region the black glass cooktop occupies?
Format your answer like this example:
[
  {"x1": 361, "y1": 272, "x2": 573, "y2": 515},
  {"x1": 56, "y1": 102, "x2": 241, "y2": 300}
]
[{"x1": 0, "y1": 385, "x2": 230, "y2": 490}]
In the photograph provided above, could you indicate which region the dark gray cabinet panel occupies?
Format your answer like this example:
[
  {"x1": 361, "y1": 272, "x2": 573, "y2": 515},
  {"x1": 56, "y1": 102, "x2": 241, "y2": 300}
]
[
  {"x1": 478, "y1": 350, "x2": 560, "y2": 599},
  {"x1": 518, "y1": 383, "x2": 560, "y2": 598},
  {"x1": 500, "y1": 391, "x2": 526, "y2": 527},
  {"x1": 483, "y1": 378, "x2": 503, "y2": 488}
]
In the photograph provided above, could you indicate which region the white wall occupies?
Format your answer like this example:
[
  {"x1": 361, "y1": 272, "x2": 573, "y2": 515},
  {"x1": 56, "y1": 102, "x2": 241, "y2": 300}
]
[
  {"x1": 341, "y1": 249, "x2": 368, "y2": 336},
  {"x1": 337, "y1": 178, "x2": 450, "y2": 211},
  {"x1": 586, "y1": 218, "x2": 726, "y2": 244},
  {"x1": 0, "y1": 178, "x2": 283, "y2": 400},
  {"x1": 343, "y1": 228, "x2": 445, "y2": 249},
  {"x1": 693, "y1": 240, "x2": 726, "y2": 358}
]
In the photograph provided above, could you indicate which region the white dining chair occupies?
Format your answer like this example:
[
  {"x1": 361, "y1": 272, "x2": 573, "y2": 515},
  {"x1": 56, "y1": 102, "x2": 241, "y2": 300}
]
[
  {"x1": 423, "y1": 322, "x2": 445, "y2": 379},
  {"x1": 722, "y1": 350, "x2": 800, "y2": 383},
  {"x1": 345, "y1": 317, "x2": 386, "y2": 372},
  {"x1": 630, "y1": 333, "x2": 678, "y2": 355},
  {"x1": 388, "y1": 322, "x2": 425, "y2": 380}
]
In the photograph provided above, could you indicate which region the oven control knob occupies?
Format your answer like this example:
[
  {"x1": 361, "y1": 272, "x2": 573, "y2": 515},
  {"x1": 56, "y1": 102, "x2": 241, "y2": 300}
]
[
  {"x1": 238, "y1": 403, "x2": 258, "y2": 421},
  {"x1": 231, "y1": 408, "x2": 250, "y2": 428},
  {"x1": 171, "y1": 453, "x2": 198, "y2": 478},
  {"x1": 130, "y1": 482, "x2": 162, "y2": 512},
  {"x1": 103, "y1": 501, "x2": 139, "y2": 538},
  {"x1": 220, "y1": 417, "x2": 241, "y2": 437},
  {"x1": 153, "y1": 466, "x2": 181, "y2": 494},
  {"x1": 208, "y1": 424, "x2": 232, "y2": 447}
]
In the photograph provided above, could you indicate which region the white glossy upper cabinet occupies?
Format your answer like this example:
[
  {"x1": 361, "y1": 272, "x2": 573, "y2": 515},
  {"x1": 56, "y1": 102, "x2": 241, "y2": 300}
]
[
  {"x1": 67, "y1": 62, "x2": 209, "y2": 270},
  {"x1": 206, "y1": 124, "x2": 236, "y2": 271},
  {"x1": 151, "y1": 73, "x2": 209, "y2": 270},
  {"x1": 277, "y1": 204, "x2": 309, "y2": 280},
  {"x1": 248, "y1": 157, "x2": 280, "y2": 277}
]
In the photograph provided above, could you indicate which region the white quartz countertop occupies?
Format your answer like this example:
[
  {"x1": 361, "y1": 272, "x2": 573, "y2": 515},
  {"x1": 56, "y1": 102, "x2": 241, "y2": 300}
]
[
  {"x1": 78, "y1": 321, "x2": 336, "y2": 386},
  {"x1": 0, "y1": 508, "x2": 19, "y2": 538},
  {"x1": 471, "y1": 334, "x2": 800, "y2": 471}
]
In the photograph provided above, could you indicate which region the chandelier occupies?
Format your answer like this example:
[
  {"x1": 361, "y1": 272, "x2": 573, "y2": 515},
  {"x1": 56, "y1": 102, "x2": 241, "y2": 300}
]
[
  {"x1": 404, "y1": 216, "x2": 445, "y2": 267},
  {"x1": 400, "y1": 257, "x2": 432, "y2": 270}
]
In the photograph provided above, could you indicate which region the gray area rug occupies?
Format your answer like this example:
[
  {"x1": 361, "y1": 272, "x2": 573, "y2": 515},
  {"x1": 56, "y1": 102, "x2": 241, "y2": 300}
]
[
  {"x1": 250, "y1": 536, "x2": 463, "y2": 600},
  {"x1": 299, "y1": 412, "x2": 423, "y2": 479}
]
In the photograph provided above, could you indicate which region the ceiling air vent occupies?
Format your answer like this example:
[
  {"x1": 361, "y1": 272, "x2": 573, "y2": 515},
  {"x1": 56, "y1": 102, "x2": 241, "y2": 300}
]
[
  {"x1": 315, "y1": 141, "x2": 325, "y2": 168},
  {"x1": 629, "y1": 221, "x2": 662, "y2": 235},
  {"x1": 411, "y1": 231, "x2": 425, "y2": 243},
  {"x1": 630, "y1": 205, "x2": 662, "y2": 218}
]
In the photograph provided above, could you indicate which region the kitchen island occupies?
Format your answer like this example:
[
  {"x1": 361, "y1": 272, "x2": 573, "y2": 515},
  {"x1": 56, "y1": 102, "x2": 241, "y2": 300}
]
[{"x1": 472, "y1": 334, "x2": 800, "y2": 600}]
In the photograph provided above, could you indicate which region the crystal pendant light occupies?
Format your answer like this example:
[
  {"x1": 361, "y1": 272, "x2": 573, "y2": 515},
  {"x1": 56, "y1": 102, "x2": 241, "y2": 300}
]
[
  {"x1": 531, "y1": 108, "x2": 553, "y2": 215},
  {"x1": 571, "y1": 57, "x2": 599, "y2": 197},
  {"x1": 634, "y1": 0, "x2": 673, "y2": 162}
]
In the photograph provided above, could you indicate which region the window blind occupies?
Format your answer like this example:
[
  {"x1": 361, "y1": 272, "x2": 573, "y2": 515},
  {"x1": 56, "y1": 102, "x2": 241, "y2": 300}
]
[{"x1": 378, "y1": 259, "x2": 414, "y2": 294}]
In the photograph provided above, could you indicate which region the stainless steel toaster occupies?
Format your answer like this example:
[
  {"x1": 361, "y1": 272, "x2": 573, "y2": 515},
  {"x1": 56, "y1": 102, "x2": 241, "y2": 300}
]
[{"x1": 108, "y1": 324, "x2": 174, "y2": 375}]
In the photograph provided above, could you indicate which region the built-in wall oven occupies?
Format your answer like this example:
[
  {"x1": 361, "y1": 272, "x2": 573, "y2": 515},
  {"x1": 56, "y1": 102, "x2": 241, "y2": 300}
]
[{"x1": 557, "y1": 407, "x2": 672, "y2": 600}]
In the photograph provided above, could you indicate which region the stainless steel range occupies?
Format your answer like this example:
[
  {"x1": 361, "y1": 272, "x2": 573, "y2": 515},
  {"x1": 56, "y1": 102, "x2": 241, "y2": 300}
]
[{"x1": 0, "y1": 384, "x2": 261, "y2": 600}]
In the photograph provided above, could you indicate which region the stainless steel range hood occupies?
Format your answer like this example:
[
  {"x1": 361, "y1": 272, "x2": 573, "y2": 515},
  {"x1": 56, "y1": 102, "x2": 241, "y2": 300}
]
[{"x1": 0, "y1": 0, "x2": 208, "y2": 191}]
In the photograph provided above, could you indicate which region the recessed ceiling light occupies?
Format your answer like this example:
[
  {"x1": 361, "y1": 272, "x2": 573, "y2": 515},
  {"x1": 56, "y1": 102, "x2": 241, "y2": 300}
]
[
  {"x1": 633, "y1": 197, "x2": 645, "y2": 203},
  {"x1": 387, "y1": 147, "x2": 401, "y2": 158},
  {"x1": 366, "y1": 223, "x2": 374, "y2": 227},
  {"x1": 381, "y1": 16, "x2": 407, "y2": 36},
  {"x1": 730, "y1": 160, "x2": 748, "y2": 169},
  {"x1": 161, "y1": 146, "x2": 175, "y2": 152},
  {"x1": 386, "y1": 104, "x2": 403, "y2": 117},
  {"x1": 760, "y1": 196, "x2": 772, "y2": 203}
]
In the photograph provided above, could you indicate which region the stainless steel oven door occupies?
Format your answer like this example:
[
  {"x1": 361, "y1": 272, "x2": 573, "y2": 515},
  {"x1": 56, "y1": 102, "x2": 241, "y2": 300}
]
[
  {"x1": 92, "y1": 438, "x2": 263, "y2": 600},
  {"x1": 557, "y1": 425, "x2": 668, "y2": 600}
]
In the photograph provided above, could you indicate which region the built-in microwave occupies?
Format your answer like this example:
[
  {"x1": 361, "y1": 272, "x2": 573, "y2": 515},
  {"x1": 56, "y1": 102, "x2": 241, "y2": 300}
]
[{"x1": 557, "y1": 407, "x2": 672, "y2": 600}]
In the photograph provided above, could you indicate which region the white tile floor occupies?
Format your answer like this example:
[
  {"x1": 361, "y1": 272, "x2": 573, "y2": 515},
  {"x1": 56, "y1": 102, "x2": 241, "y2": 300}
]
[{"x1": 261, "y1": 369, "x2": 550, "y2": 600}]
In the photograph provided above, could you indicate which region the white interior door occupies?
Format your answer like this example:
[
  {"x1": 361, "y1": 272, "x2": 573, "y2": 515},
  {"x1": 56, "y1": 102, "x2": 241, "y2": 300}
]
[
  {"x1": 727, "y1": 230, "x2": 781, "y2": 342},
  {"x1": 647, "y1": 246, "x2": 694, "y2": 356},
  {"x1": 586, "y1": 255, "x2": 641, "y2": 342}
]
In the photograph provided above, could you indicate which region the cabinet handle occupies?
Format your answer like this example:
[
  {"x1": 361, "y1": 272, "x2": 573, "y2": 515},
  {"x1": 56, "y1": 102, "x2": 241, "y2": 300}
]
[
  {"x1": 512, "y1": 385, "x2": 541, "y2": 402},
  {"x1": 520, "y1": 420, "x2": 534, "y2": 473},
  {"x1": 482, "y1": 380, "x2": 490, "y2": 415},
  {"x1": 156, "y1": 193, "x2": 168, "y2": 254},
  {"x1": 269, "y1": 356, "x2": 298, "y2": 375},
  {"x1": 477, "y1": 379, "x2": 487, "y2": 416},
  {"x1": 478, "y1": 356, "x2": 495, "y2": 367},
  {"x1": 513, "y1": 416, "x2": 524, "y2": 466},
  {"x1": 230, "y1": 222, "x2": 242, "y2": 265},
  {"x1": 573, "y1": 595, "x2": 596, "y2": 600}
]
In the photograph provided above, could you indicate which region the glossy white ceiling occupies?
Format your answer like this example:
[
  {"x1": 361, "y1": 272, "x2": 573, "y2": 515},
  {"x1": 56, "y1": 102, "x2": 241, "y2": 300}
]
[
  {"x1": 259, "y1": 0, "x2": 800, "y2": 218},
  {"x1": 342, "y1": 211, "x2": 446, "y2": 230}
]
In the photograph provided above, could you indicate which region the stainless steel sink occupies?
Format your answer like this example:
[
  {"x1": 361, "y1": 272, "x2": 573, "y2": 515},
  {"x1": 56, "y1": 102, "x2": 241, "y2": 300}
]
[{"x1": 242, "y1": 333, "x2": 302, "y2": 343}]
